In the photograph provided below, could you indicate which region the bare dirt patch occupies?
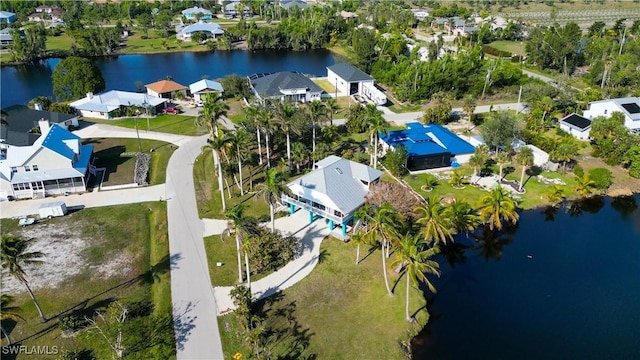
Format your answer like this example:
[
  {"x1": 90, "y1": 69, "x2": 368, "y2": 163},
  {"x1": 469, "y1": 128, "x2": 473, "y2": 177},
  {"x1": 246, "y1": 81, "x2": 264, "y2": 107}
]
[
  {"x1": 1, "y1": 220, "x2": 134, "y2": 294},
  {"x1": 578, "y1": 155, "x2": 640, "y2": 196}
]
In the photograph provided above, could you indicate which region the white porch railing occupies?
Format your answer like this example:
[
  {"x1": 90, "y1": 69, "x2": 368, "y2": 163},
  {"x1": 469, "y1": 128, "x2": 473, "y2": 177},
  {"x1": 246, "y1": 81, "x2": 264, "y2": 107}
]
[{"x1": 281, "y1": 195, "x2": 347, "y2": 223}]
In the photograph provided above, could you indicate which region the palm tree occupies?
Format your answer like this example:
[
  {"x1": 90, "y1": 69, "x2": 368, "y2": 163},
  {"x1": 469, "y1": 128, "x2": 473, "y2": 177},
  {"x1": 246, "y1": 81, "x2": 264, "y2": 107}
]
[
  {"x1": 444, "y1": 200, "x2": 480, "y2": 238},
  {"x1": 257, "y1": 103, "x2": 277, "y2": 169},
  {"x1": 469, "y1": 154, "x2": 485, "y2": 178},
  {"x1": 496, "y1": 150, "x2": 510, "y2": 179},
  {"x1": 274, "y1": 102, "x2": 299, "y2": 173},
  {"x1": 0, "y1": 234, "x2": 46, "y2": 323},
  {"x1": 359, "y1": 203, "x2": 400, "y2": 296},
  {"x1": 422, "y1": 173, "x2": 439, "y2": 191},
  {"x1": 307, "y1": 100, "x2": 328, "y2": 165},
  {"x1": 547, "y1": 184, "x2": 565, "y2": 205},
  {"x1": 195, "y1": 92, "x2": 229, "y2": 141},
  {"x1": 290, "y1": 142, "x2": 309, "y2": 173},
  {"x1": 225, "y1": 204, "x2": 258, "y2": 285},
  {"x1": 325, "y1": 97, "x2": 340, "y2": 126},
  {"x1": 227, "y1": 128, "x2": 251, "y2": 196},
  {"x1": 462, "y1": 95, "x2": 476, "y2": 122},
  {"x1": 366, "y1": 104, "x2": 389, "y2": 169},
  {"x1": 516, "y1": 146, "x2": 534, "y2": 191},
  {"x1": 1, "y1": 294, "x2": 24, "y2": 344},
  {"x1": 244, "y1": 104, "x2": 263, "y2": 165},
  {"x1": 574, "y1": 174, "x2": 595, "y2": 197},
  {"x1": 415, "y1": 196, "x2": 453, "y2": 245},
  {"x1": 449, "y1": 170, "x2": 465, "y2": 189},
  {"x1": 478, "y1": 186, "x2": 519, "y2": 231},
  {"x1": 551, "y1": 142, "x2": 578, "y2": 173},
  {"x1": 256, "y1": 169, "x2": 286, "y2": 232},
  {"x1": 203, "y1": 133, "x2": 231, "y2": 211},
  {"x1": 390, "y1": 233, "x2": 440, "y2": 323}
]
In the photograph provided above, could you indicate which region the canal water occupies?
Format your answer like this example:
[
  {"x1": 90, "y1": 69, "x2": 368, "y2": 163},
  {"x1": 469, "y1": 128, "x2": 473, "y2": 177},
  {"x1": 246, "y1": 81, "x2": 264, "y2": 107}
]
[
  {"x1": 412, "y1": 195, "x2": 640, "y2": 359},
  {"x1": 0, "y1": 49, "x2": 338, "y2": 107}
]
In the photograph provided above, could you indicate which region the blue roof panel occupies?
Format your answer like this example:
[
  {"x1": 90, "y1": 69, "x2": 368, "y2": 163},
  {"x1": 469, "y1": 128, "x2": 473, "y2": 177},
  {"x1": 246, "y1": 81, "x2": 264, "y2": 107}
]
[
  {"x1": 41, "y1": 125, "x2": 81, "y2": 160},
  {"x1": 380, "y1": 122, "x2": 475, "y2": 156}
]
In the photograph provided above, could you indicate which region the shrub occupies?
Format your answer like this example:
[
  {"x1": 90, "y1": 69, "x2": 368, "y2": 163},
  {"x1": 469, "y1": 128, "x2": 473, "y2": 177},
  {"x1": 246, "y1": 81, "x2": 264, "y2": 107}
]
[
  {"x1": 125, "y1": 299, "x2": 154, "y2": 319},
  {"x1": 383, "y1": 145, "x2": 408, "y2": 176},
  {"x1": 629, "y1": 161, "x2": 640, "y2": 178},
  {"x1": 59, "y1": 313, "x2": 86, "y2": 333},
  {"x1": 573, "y1": 165, "x2": 584, "y2": 177},
  {"x1": 588, "y1": 167, "x2": 612, "y2": 189},
  {"x1": 482, "y1": 45, "x2": 512, "y2": 58}
]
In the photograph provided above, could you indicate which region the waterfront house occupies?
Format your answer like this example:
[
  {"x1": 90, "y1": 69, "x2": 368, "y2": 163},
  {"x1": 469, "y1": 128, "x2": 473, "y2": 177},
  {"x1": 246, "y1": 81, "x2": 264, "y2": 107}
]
[
  {"x1": 1, "y1": 105, "x2": 80, "y2": 147},
  {"x1": 583, "y1": 97, "x2": 640, "y2": 132},
  {"x1": 0, "y1": 122, "x2": 94, "y2": 201},
  {"x1": 146, "y1": 80, "x2": 188, "y2": 99},
  {"x1": 28, "y1": 6, "x2": 65, "y2": 23},
  {"x1": 379, "y1": 122, "x2": 475, "y2": 171},
  {"x1": 559, "y1": 113, "x2": 592, "y2": 140},
  {"x1": 248, "y1": 71, "x2": 323, "y2": 103},
  {"x1": 176, "y1": 22, "x2": 224, "y2": 41},
  {"x1": 69, "y1": 91, "x2": 168, "y2": 120},
  {"x1": 0, "y1": 11, "x2": 16, "y2": 24},
  {"x1": 189, "y1": 79, "x2": 224, "y2": 101},
  {"x1": 181, "y1": 6, "x2": 213, "y2": 20},
  {"x1": 326, "y1": 62, "x2": 387, "y2": 105},
  {"x1": 0, "y1": 28, "x2": 14, "y2": 48},
  {"x1": 282, "y1": 155, "x2": 382, "y2": 237}
]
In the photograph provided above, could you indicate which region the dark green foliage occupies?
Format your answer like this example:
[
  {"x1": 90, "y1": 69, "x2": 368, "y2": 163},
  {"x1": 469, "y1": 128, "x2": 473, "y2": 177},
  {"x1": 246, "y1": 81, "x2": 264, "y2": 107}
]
[
  {"x1": 383, "y1": 145, "x2": 408, "y2": 177},
  {"x1": 345, "y1": 104, "x2": 368, "y2": 133},
  {"x1": 28, "y1": 96, "x2": 52, "y2": 110},
  {"x1": 59, "y1": 313, "x2": 87, "y2": 333},
  {"x1": 52, "y1": 57, "x2": 105, "y2": 100},
  {"x1": 125, "y1": 299, "x2": 154, "y2": 319},
  {"x1": 482, "y1": 45, "x2": 512, "y2": 58},
  {"x1": 219, "y1": 74, "x2": 250, "y2": 99},
  {"x1": 526, "y1": 22, "x2": 583, "y2": 75},
  {"x1": 590, "y1": 113, "x2": 639, "y2": 166},
  {"x1": 351, "y1": 28, "x2": 377, "y2": 73},
  {"x1": 573, "y1": 166, "x2": 584, "y2": 177},
  {"x1": 480, "y1": 111, "x2": 522, "y2": 151},
  {"x1": 247, "y1": 229, "x2": 301, "y2": 274},
  {"x1": 588, "y1": 168, "x2": 612, "y2": 190},
  {"x1": 10, "y1": 23, "x2": 46, "y2": 63},
  {"x1": 58, "y1": 349, "x2": 96, "y2": 360}
]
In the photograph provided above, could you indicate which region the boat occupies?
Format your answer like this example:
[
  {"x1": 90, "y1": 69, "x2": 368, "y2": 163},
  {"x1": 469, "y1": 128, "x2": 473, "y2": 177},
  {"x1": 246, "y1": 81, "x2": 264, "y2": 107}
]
[{"x1": 18, "y1": 217, "x2": 36, "y2": 227}]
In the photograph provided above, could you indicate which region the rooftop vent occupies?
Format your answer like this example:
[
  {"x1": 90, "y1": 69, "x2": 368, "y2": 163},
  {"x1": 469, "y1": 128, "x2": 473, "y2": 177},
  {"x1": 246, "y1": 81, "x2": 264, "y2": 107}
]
[{"x1": 335, "y1": 167, "x2": 343, "y2": 175}]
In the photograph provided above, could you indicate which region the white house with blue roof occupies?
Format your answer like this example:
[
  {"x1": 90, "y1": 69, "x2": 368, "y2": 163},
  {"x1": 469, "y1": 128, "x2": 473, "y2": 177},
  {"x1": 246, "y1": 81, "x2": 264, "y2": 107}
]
[
  {"x1": 379, "y1": 122, "x2": 475, "y2": 171},
  {"x1": 0, "y1": 121, "x2": 94, "y2": 200},
  {"x1": 0, "y1": 11, "x2": 16, "y2": 24},
  {"x1": 189, "y1": 79, "x2": 224, "y2": 101},
  {"x1": 69, "y1": 91, "x2": 168, "y2": 119},
  {"x1": 282, "y1": 155, "x2": 382, "y2": 237},
  {"x1": 176, "y1": 21, "x2": 224, "y2": 41}
]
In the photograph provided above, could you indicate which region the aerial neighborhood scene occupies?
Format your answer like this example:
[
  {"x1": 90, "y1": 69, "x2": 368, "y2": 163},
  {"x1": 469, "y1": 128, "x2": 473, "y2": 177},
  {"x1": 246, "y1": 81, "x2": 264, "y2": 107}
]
[{"x1": 1, "y1": 0, "x2": 640, "y2": 359}]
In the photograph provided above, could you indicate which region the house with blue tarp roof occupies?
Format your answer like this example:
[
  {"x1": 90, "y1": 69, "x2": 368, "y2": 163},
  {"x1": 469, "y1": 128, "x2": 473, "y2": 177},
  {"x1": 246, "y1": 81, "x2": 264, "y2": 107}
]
[
  {"x1": 0, "y1": 122, "x2": 94, "y2": 200},
  {"x1": 379, "y1": 122, "x2": 475, "y2": 171}
]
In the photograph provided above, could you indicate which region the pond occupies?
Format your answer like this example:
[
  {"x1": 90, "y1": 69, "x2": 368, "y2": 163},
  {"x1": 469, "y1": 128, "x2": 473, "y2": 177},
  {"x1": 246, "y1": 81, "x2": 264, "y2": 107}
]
[
  {"x1": 412, "y1": 195, "x2": 640, "y2": 359},
  {"x1": 0, "y1": 49, "x2": 339, "y2": 107}
]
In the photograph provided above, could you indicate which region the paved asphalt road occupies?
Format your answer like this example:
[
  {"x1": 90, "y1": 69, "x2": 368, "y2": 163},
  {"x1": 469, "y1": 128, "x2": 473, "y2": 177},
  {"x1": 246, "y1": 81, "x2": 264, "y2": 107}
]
[{"x1": 166, "y1": 134, "x2": 225, "y2": 360}]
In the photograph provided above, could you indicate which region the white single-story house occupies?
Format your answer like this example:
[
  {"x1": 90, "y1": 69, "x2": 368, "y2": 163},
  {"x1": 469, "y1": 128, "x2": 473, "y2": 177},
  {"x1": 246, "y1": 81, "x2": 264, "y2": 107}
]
[
  {"x1": 1, "y1": 105, "x2": 80, "y2": 147},
  {"x1": 69, "y1": 91, "x2": 168, "y2": 120},
  {"x1": 326, "y1": 63, "x2": 387, "y2": 105},
  {"x1": 176, "y1": 21, "x2": 225, "y2": 41},
  {"x1": 0, "y1": 28, "x2": 15, "y2": 48},
  {"x1": 0, "y1": 122, "x2": 94, "y2": 201},
  {"x1": 28, "y1": 6, "x2": 64, "y2": 23},
  {"x1": 189, "y1": 79, "x2": 224, "y2": 101},
  {"x1": 282, "y1": 155, "x2": 382, "y2": 237},
  {"x1": 146, "y1": 80, "x2": 188, "y2": 99},
  {"x1": 0, "y1": 11, "x2": 16, "y2": 24},
  {"x1": 452, "y1": 26, "x2": 480, "y2": 37},
  {"x1": 523, "y1": 144, "x2": 549, "y2": 167},
  {"x1": 181, "y1": 6, "x2": 213, "y2": 20},
  {"x1": 248, "y1": 71, "x2": 323, "y2": 103},
  {"x1": 583, "y1": 97, "x2": 640, "y2": 132},
  {"x1": 412, "y1": 9, "x2": 429, "y2": 21},
  {"x1": 224, "y1": 1, "x2": 252, "y2": 18},
  {"x1": 559, "y1": 113, "x2": 592, "y2": 140}
]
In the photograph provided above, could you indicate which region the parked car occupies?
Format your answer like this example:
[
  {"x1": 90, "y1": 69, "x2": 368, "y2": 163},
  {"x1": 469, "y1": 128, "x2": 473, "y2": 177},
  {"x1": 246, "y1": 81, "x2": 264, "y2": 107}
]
[{"x1": 163, "y1": 107, "x2": 180, "y2": 114}]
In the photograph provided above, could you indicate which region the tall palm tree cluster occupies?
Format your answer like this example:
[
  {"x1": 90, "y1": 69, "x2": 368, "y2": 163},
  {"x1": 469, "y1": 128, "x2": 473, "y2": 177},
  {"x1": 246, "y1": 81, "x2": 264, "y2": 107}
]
[{"x1": 354, "y1": 186, "x2": 520, "y2": 323}]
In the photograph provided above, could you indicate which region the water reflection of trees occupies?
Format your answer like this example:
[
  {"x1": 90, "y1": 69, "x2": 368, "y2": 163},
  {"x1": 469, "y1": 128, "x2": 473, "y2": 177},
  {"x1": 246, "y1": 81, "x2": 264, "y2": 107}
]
[
  {"x1": 565, "y1": 196, "x2": 605, "y2": 217},
  {"x1": 611, "y1": 196, "x2": 638, "y2": 217},
  {"x1": 471, "y1": 223, "x2": 518, "y2": 261}
]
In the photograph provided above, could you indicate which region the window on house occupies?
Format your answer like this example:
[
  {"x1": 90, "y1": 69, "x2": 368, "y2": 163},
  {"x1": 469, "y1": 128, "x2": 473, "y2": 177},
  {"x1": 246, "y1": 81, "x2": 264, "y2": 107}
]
[
  {"x1": 604, "y1": 109, "x2": 608, "y2": 114},
  {"x1": 32, "y1": 165, "x2": 39, "y2": 171},
  {"x1": 24, "y1": 166, "x2": 31, "y2": 172},
  {"x1": 11, "y1": 167, "x2": 17, "y2": 173}
]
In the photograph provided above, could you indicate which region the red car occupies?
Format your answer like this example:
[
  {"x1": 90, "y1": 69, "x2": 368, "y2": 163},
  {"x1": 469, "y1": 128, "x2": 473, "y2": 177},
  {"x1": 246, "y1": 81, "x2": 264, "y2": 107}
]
[{"x1": 163, "y1": 107, "x2": 180, "y2": 114}]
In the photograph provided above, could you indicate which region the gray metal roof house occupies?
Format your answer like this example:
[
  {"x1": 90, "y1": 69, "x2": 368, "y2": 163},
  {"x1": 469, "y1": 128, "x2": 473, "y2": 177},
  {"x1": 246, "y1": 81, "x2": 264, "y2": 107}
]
[
  {"x1": 282, "y1": 155, "x2": 382, "y2": 237},
  {"x1": 1, "y1": 105, "x2": 80, "y2": 146},
  {"x1": 248, "y1": 71, "x2": 323, "y2": 103}
]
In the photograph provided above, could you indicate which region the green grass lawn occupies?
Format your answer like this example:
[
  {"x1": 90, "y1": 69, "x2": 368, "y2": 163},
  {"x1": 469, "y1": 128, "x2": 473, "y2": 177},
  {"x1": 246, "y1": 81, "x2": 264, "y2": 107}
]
[
  {"x1": 0, "y1": 202, "x2": 174, "y2": 358},
  {"x1": 88, "y1": 114, "x2": 206, "y2": 136},
  {"x1": 86, "y1": 137, "x2": 174, "y2": 186},
  {"x1": 122, "y1": 34, "x2": 208, "y2": 54},
  {"x1": 313, "y1": 79, "x2": 337, "y2": 94},
  {"x1": 218, "y1": 236, "x2": 428, "y2": 359},
  {"x1": 388, "y1": 103, "x2": 424, "y2": 113},
  {"x1": 487, "y1": 40, "x2": 526, "y2": 56}
]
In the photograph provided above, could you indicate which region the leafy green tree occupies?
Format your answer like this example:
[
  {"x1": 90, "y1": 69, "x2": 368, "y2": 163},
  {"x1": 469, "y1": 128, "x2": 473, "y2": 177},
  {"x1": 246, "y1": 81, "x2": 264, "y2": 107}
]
[
  {"x1": 550, "y1": 141, "x2": 579, "y2": 172},
  {"x1": 421, "y1": 94, "x2": 452, "y2": 125},
  {"x1": 390, "y1": 233, "x2": 440, "y2": 323},
  {"x1": 345, "y1": 104, "x2": 368, "y2": 133},
  {"x1": 1, "y1": 294, "x2": 24, "y2": 344},
  {"x1": 480, "y1": 111, "x2": 522, "y2": 153},
  {"x1": 590, "y1": 113, "x2": 636, "y2": 166},
  {"x1": 28, "y1": 96, "x2": 52, "y2": 110},
  {"x1": 382, "y1": 145, "x2": 408, "y2": 177},
  {"x1": 478, "y1": 186, "x2": 519, "y2": 231},
  {"x1": 10, "y1": 24, "x2": 46, "y2": 63},
  {"x1": 1, "y1": 234, "x2": 46, "y2": 323},
  {"x1": 351, "y1": 29, "x2": 377, "y2": 73},
  {"x1": 415, "y1": 196, "x2": 453, "y2": 245},
  {"x1": 220, "y1": 74, "x2": 251, "y2": 99},
  {"x1": 52, "y1": 57, "x2": 105, "y2": 101}
]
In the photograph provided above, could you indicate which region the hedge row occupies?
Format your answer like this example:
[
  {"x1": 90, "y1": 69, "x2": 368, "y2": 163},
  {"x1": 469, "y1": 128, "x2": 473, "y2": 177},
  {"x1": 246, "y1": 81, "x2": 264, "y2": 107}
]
[{"x1": 482, "y1": 45, "x2": 512, "y2": 58}]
